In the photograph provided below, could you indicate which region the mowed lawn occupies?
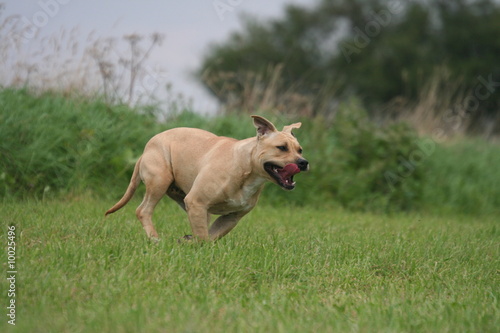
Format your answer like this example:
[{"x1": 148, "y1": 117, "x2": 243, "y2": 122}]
[{"x1": 1, "y1": 199, "x2": 498, "y2": 332}]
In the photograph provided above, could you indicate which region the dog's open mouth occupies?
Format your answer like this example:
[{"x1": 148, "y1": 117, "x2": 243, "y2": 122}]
[{"x1": 264, "y1": 162, "x2": 301, "y2": 190}]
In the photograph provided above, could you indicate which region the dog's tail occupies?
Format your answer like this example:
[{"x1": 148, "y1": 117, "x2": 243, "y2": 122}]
[{"x1": 105, "y1": 156, "x2": 142, "y2": 216}]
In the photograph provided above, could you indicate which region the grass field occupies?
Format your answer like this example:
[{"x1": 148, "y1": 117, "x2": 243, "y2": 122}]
[{"x1": 1, "y1": 198, "x2": 498, "y2": 332}]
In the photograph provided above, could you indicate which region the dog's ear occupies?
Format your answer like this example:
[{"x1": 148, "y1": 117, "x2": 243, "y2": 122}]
[
  {"x1": 252, "y1": 115, "x2": 277, "y2": 137},
  {"x1": 283, "y1": 122, "x2": 302, "y2": 135}
]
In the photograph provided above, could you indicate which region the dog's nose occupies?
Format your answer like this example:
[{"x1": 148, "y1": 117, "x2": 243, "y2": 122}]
[{"x1": 297, "y1": 158, "x2": 309, "y2": 171}]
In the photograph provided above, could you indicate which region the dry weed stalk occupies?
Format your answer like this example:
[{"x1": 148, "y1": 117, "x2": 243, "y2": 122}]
[
  {"x1": 202, "y1": 64, "x2": 324, "y2": 117},
  {"x1": 0, "y1": 4, "x2": 166, "y2": 106},
  {"x1": 383, "y1": 68, "x2": 469, "y2": 138}
]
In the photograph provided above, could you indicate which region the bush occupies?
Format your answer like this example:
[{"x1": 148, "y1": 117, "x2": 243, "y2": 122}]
[{"x1": 325, "y1": 100, "x2": 422, "y2": 212}]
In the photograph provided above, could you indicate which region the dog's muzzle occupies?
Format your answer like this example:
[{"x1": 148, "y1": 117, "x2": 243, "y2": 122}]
[{"x1": 297, "y1": 158, "x2": 309, "y2": 171}]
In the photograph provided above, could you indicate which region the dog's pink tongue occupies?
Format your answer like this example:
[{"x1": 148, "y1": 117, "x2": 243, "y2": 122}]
[{"x1": 277, "y1": 163, "x2": 301, "y2": 178}]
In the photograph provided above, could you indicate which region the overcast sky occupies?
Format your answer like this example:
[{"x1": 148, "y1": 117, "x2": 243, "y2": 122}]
[{"x1": 3, "y1": 0, "x2": 316, "y2": 113}]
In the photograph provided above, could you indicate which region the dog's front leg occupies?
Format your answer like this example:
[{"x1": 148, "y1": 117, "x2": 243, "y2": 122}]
[
  {"x1": 184, "y1": 199, "x2": 210, "y2": 241},
  {"x1": 209, "y1": 212, "x2": 247, "y2": 240}
]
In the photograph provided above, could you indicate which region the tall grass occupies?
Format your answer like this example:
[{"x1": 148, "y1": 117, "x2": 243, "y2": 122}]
[
  {"x1": 421, "y1": 139, "x2": 500, "y2": 215},
  {"x1": 380, "y1": 68, "x2": 469, "y2": 137},
  {"x1": 201, "y1": 64, "x2": 338, "y2": 117},
  {"x1": 0, "y1": 88, "x2": 162, "y2": 198}
]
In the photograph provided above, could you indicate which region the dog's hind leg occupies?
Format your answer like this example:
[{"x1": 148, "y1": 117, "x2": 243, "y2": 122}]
[{"x1": 136, "y1": 161, "x2": 173, "y2": 239}]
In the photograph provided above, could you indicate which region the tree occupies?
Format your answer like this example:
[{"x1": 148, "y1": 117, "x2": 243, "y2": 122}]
[{"x1": 198, "y1": 0, "x2": 500, "y2": 136}]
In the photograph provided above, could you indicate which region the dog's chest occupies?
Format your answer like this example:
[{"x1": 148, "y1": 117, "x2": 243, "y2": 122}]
[{"x1": 211, "y1": 178, "x2": 265, "y2": 214}]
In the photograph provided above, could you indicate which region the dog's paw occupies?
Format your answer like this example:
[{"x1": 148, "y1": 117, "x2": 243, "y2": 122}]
[{"x1": 149, "y1": 236, "x2": 161, "y2": 243}]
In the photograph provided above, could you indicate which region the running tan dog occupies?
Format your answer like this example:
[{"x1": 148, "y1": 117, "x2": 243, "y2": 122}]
[{"x1": 105, "y1": 116, "x2": 308, "y2": 241}]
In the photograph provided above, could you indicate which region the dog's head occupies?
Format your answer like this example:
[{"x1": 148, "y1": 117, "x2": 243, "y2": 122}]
[{"x1": 252, "y1": 115, "x2": 309, "y2": 190}]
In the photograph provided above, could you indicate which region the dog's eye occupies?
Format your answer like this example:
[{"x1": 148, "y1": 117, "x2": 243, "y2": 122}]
[
  {"x1": 298, "y1": 148, "x2": 303, "y2": 154},
  {"x1": 276, "y1": 145, "x2": 288, "y2": 152}
]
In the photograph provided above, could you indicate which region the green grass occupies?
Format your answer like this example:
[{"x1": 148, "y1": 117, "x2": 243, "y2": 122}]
[{"x1": 1, "y1": 199, "x2": 498, "y2": 332}]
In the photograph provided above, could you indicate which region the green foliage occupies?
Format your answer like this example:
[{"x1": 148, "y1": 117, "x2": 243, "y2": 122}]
[
  {"x1": 0, "y1": 88, "x2": 162, "y2": 198},
  {"x1": 328, "y1": 99, "x2": 422, "y2": 211},
  {"x1": 422, "y1": 139, "x2": 500, "y2": 215},
  {"x1": 1, "y1": 201, "x2": 498, "y2": 332}
]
